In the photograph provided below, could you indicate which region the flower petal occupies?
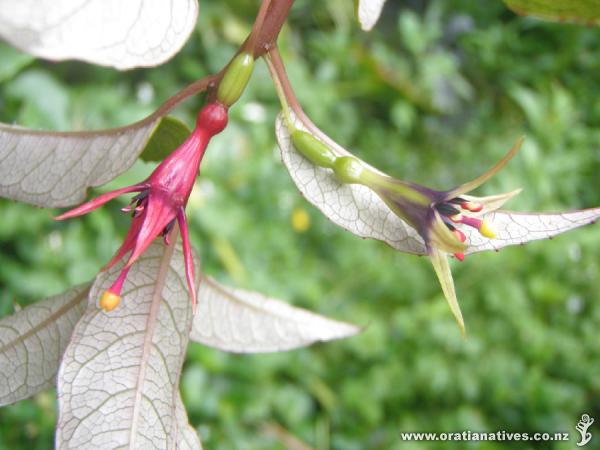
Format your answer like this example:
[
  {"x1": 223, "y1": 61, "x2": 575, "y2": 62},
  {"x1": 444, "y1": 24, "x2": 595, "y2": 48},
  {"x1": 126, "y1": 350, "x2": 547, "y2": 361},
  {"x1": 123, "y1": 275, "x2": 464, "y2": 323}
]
[
  {"x1": 463, "y1": 207, "x2": 600, "y2": 255},
  {"x1": 429, "y1": 248, "x2": 465, "y2": 335},
  {"x1": 177, "y1": 208, "x2": 197, "y2": 311},
  {"x1": 103, "y1": 215, "x2": 145, "y2": 270},
  {"x1": 448, "y1": 137, "x2": 524, "y2": 198},
  {"x1": 429, "y1": 210, "x2": 468, "y2": 254},
  {"x1": 54, "y1": 184, "x2": 144, "y2": 220},
  {"x1": 125, "y1": 192, "x2": 178, "y2": 267}
]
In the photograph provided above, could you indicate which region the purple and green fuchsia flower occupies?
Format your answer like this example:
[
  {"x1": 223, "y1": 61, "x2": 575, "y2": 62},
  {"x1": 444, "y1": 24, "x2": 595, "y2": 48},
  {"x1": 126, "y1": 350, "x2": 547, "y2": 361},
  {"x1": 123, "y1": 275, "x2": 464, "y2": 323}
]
[
  {"x1": 56, "y1": 103, "x2": 229, "y2": 312},
  {"x1": 283, "y1": 122, "x2": 600, "y2": 335}
]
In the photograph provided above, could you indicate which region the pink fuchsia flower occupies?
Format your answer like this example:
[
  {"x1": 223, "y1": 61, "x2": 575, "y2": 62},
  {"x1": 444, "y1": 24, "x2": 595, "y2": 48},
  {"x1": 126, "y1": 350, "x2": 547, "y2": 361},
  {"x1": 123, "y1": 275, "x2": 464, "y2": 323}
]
[{"x1": 56, "y1": 103, "x2": 228, "y2": 312}]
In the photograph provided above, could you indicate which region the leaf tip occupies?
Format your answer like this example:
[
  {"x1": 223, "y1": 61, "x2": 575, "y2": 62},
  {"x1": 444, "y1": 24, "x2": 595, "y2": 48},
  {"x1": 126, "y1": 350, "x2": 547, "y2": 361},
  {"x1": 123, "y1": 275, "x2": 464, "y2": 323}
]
[{"x1": 357, "y1": 0, "x2": 387, "y2": 31}]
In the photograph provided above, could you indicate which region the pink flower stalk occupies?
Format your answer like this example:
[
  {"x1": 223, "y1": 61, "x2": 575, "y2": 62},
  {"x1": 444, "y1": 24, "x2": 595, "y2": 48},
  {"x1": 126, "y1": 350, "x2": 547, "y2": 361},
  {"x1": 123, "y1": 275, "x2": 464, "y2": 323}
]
[{"x1": 56, "y1": 103, "x2": 229, "y2": 312}]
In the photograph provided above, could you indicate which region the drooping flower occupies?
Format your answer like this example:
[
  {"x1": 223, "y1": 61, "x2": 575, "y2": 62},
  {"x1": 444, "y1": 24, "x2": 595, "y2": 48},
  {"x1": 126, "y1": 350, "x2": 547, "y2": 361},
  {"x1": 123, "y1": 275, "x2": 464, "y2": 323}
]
[
  {"x1": 330, "y1": 139, "x2": 524, "y2": 334},
  {"x1": 278, "y1": 115, "x2": 600, "y2": 335},
  {"x1": 56, "y1": 102, "x2": 229, "y2": 312}
]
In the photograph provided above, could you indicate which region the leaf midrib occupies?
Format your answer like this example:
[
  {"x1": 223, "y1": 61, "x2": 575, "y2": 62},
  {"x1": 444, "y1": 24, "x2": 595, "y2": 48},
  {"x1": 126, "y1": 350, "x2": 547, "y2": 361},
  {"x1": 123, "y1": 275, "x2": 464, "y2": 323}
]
[
  {"x1": 128, "y1": 231, "x2": 179, "y2": 449},
  {"x1": 0, "y1": 286, "x2": 89, "y2": 355}
]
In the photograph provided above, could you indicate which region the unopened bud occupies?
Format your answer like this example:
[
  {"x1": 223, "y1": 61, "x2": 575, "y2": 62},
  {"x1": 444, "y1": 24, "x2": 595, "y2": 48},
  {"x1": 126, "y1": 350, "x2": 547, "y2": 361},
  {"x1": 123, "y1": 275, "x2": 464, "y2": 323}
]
[
  {"x1": 333, "y1": 157, "x2": 365, "y2": 184},
  {"x1": 217, "y1": 52, "x2": 255, "y2": 107},
  {"x1": 100, "y1": 290, "x2": 121, "y2": 312},
  {"x1": 291, "y1": 130, "x2": 336, "y2": 168},
  {"x1": 454, "y1": 253, "x2": 465, "y2": 262}
]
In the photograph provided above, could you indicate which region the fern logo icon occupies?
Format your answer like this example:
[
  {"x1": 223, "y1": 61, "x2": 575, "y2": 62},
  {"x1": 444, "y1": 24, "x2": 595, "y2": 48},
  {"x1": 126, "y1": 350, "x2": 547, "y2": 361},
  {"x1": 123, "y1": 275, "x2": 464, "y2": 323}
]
[{"x1": 576, "y1": 414, "x2": 594, "y2": 447}]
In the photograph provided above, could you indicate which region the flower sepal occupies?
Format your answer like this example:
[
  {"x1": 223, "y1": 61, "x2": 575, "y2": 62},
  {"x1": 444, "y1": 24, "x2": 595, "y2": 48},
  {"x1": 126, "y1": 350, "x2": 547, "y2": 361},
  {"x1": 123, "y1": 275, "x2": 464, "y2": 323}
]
[{"x1": 56, "y1": 102, "x2": 229, "y2": 312}]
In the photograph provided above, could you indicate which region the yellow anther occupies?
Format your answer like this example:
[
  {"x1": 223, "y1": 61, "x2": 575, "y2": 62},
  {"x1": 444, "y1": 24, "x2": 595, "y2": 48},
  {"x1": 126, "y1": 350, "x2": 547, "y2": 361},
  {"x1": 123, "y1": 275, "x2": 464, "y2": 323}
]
[
  {"x1": 100, "y1": 291, "x2": 121, "y2": 312},
  {"x1": 479, "y1": 219, "x2": 496, "y2": 239}
]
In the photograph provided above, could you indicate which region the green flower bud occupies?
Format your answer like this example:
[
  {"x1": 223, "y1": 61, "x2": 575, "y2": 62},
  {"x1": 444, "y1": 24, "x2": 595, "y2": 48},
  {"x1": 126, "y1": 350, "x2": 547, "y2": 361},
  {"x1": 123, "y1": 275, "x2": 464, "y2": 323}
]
[
  {"x1": 333, "y1": 156, "x2": 365, "y2": 184},
  {"x1": 291, "y1": 130, "x2": 336, "y2": 168},
  {"x1": 217, "y1": 53, "x2": 254, "y2": 107}
]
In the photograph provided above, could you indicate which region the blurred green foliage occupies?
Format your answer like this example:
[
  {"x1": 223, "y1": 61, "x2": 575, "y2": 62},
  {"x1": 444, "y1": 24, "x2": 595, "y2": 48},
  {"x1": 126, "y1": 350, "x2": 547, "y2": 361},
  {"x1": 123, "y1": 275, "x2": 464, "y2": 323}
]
[{"x1": 1, "y1": 1, "x2": 599, "y2": 449}]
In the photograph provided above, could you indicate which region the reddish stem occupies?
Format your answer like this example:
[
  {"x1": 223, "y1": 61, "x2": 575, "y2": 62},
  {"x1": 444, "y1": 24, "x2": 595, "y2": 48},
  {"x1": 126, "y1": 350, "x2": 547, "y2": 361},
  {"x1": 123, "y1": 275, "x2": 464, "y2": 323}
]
[
  {"x1": 247, "y1": 0, "x2": 273, "y2": 54},
  {"x1": 252, "y1": 0, "x2": 295, "y2": 56}
]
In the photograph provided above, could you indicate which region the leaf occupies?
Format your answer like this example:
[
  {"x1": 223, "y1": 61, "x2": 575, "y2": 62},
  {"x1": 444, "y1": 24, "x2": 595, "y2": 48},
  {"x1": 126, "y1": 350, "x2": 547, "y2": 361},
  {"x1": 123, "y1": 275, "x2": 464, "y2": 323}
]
[
  {"x1": 140, "y1": 116, "x2": 191, "y2": 163},
  {"x1": 0, "y1": 41, "x2": 33, "y2": 83},
  {"x1": 189, "y1": 276, "x2": 360, "y2": 353},
  {"x1": 174, "y1": 393, "x2": 203, "y2": 450},
  {"x1": 56, "y1": 237, "x2": 196, "y2": 449},
  {"x1": 0, "y1": 74, "x2": 212, "y2": 208},
  {"x1": 0, "y1": 0, "x2": 199, "y2": 69},
  {"x1": 0, "y1": 119, "x2": 159, "y2": 207},
  {"x1": 0, "y1": 284, "x2": 89, "y2": 407},
  {"x1": 464, "y1": 208, "x2": 600, "y2": 255},
  {"x1": 356, "y1": 0, "x2": 387, "y2": 31},
  {"x1": 275, "y1": 112, "x2": 428, "y2": 256},
  {"x1": 504, "y1": 0, "x2": 600, "y2": 24}
]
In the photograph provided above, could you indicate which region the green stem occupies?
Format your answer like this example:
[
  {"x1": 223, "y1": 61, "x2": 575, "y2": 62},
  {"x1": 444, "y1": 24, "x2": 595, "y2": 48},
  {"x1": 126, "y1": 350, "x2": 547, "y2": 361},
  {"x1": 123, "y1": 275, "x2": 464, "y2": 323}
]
[{"x1": 265, "y1": 52, "x2": 294, "y2": 129}]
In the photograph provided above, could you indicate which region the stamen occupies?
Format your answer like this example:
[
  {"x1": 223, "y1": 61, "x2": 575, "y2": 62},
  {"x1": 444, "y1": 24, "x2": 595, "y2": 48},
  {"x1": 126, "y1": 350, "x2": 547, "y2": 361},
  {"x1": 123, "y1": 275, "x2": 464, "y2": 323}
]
[
  {"x1": 132, "y1": 191, "x2": 149, "y2": 202},
  {"x1": 479, "y1": 219, "x2": 496, "y2": 239},
  {"x1": 461, "y1": 201, "x2": 483, "y2": 212},
  {"x1": 452, "y1": 229, "x2": 466, "y2": 243},
  {"x1": 460, "y1": 216, "x2": 481, "y2": 229},
  {"x1": 99, "y1": 267, "x2": 130, "y2": 312},
  {"x1": 99, "y1": 291, "x2": 121, "y2": 312},
  {"x1": 132, "y1": 205, "x2": 146, "y2": 218},
  {"x1": 453, "y1": 215, "x2": 496, "y2": 239},
  {"x1": 161, "y1": 220, "x2": 176, "y2": 246},
  {"x1": 451, "y1": 229, "x2": 466, "y2": 262},
  {"x1": 436, "y1": 203, "x2": 461, "y2": 216}
]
